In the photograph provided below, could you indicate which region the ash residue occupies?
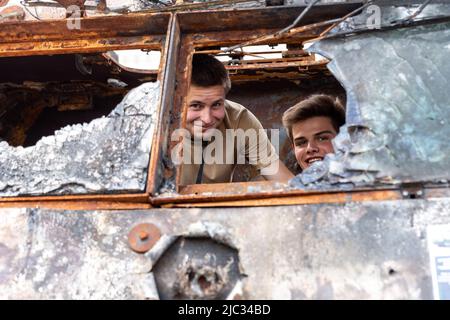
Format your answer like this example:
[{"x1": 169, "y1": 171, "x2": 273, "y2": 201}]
[{"x1": 0, "y1": 82, "x2": 160, "y2": 196}]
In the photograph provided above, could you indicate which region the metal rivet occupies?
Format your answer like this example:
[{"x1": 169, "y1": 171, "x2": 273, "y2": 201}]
[{"x1": 128, "y1": 223, "x2": 161, "y2": 254}]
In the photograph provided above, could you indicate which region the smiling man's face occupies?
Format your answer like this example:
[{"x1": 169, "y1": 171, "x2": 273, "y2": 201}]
[
  {"x1": 186, "y1": 84, "x2": 226, "y2": 140},
  {"x1": 291, "y1": 116, "x2": 337, "y2": 170}
]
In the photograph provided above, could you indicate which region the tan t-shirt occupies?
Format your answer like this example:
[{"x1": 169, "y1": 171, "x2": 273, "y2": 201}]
[{"x1": 179, "y1": 100, "x2": 279, "y2": 185}]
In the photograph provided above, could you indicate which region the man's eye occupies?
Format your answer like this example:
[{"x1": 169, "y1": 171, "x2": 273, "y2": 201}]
[
  {"x1": 212, "y1": 102, "x2": 223, "y2": 109},
  {"x1": 189, "y1": 104, "x2": 201, "y2": 110},
  {"x1": 318, "y1": 135, "x2": 331, "y2": 142},
  {"x1": 295, "y1": 140, "x2": 307, "y2": 147}
]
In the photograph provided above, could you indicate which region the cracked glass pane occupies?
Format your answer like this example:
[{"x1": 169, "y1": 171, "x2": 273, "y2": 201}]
[
  {"x1": 290, "y1": 21, "x2": 450, "y2": 189},
  {"x1": 0, "y1": 82, "x2": 160, "y2": 196}
]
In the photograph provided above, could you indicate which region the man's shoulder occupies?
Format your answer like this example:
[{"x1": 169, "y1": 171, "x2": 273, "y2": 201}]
[
  {"x1": 225, "y1": 100, "x2": 247, "y2": 113},
  {"x1": 224, "y1": 100, "x2": 250, "y2": 126},
  {"x1": 224, "y1": 100, "x2": 262, "y2": 130}
]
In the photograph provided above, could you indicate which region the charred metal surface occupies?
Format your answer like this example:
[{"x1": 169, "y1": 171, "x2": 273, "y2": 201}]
[
  {"x1": 0, "y1": 198, "x2": 449, "y2": 299},
  {"x1": 17, "y1": 0, "x2": 263, "y2": 21},
  {"x1": 291, "y1": 18, "x2": 450, "y2": 190},
  {"x1": 0, "y1": 82, "x2": 160, "y2": 197},
  {"x1": 147, "y1": 14, "x2": 181, "y2": 196},
  {"x1": 0, "y1": 11, "x2": 169, "y2": 58},
  {"x1": 152, "y1": 237, "x2": 241, "y2": 300},
  {"x1": 176, "y1": 2, "x2": 362, "y2": 33},
  {"x1": 0, "y1": 12, "x2": 170, "y2": 43}
]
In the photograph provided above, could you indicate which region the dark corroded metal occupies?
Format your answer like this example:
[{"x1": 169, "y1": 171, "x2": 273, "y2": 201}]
[
  {"x1": 128, "y1": 223, "x2": 161, "y2": 253},
  {"x1": 152, "y1": 237, "x2": 241, "y2": 300}
]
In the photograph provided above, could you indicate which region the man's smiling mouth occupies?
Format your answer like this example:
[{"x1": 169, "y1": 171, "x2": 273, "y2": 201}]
[
  {"x1": 193, "y1": 123, "x2": 215, "y2": 132},
  {"x1": 306, "y1": 157, "x2": 323, "y2": 165}
]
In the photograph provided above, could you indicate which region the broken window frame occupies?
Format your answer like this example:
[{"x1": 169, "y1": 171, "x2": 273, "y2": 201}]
[
  {"x1": 1, "y1": 4, "x2": 449, "y2": 210},
  {"x1": 151, "y1": 4, "x2": 450, "y2": 208},
  {"x1": 0, "y1": 11, "x2": 172, "y2": 209}
]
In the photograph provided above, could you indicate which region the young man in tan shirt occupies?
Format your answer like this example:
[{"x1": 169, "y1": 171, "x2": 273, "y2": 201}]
[{"x1": 178, "y1": 54, "x2": 293, "y2": 185}]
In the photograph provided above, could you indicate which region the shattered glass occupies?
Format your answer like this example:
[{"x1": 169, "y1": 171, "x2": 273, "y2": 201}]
[
  {"x1": 290, "y1": 20, "x2": 450, "y2": 189},
  {"x1": 0, "y1": 82, "x2": 160, "y2": 196}
]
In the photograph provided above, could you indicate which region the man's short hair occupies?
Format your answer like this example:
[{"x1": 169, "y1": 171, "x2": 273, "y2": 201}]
[
  {"x1": 191, "y1": 54, "x2": 231, "y2": 93},
  {"x1": 282, "y1": 94, "x2": 345, "y2": 142}
]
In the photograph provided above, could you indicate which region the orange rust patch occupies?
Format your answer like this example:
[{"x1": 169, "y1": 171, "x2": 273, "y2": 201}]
[{"x1": 0, "y1": 5, "x2": 25, "y2": 22}]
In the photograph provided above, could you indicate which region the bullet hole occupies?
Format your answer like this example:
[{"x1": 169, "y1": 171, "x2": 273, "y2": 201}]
[
  {"x1": 152, "y1": 237, "x2": 241, "y2": 300},
  {"x1": 198, "y1": 275, "x2": 210, "y2": 290},
  {"x1": 198, "y1": 272, "x2": 220, "y2": 292}
]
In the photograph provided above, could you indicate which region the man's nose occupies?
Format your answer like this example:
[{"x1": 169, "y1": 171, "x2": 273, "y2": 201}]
[
  {"x1": 200, "y1": 108, "x2": 213, "y2": 124},
  {"x1": 306, "y1": 140, "x2": 319, "y2": 153}
]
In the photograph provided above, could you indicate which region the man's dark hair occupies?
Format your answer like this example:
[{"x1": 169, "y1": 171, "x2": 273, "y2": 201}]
[
  {"x1": 191, "y1": 54, "x2": 231, "y2": 93},
  {"x1": 282, "y1": 94, "x2": 345, "y2": 142}
]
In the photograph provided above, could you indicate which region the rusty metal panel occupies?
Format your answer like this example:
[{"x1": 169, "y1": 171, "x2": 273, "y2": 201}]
[
  {"x1": 176, "y1": 2, "x2": 363, "y2": 33},
  {"x1": 1, "y1": 198, "x2": 449, "y2": 299},
  {"x1": 0, "y1": 12, "x2": 170, "y2": 57},
  {"x1": 147, "y1": 14, "x2": 181, "y2": 196}
]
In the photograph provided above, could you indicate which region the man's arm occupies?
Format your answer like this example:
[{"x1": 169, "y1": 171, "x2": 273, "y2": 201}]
[{"x1": 231, "y1": 102, "x2": 294, "y2": 182}]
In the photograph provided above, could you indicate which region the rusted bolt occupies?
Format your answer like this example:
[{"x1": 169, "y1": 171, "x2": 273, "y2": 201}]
[
  {"x1": 128, "y1": 223, "x2": 161, "y2": 254},
  {"x1": 139, "y1": 231, "x2": 149, "y2": 241}
]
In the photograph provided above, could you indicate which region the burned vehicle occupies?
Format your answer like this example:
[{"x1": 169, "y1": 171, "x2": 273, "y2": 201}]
[{"x1": 0, "y1": 0, "x2": 449, "y2": 300}]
